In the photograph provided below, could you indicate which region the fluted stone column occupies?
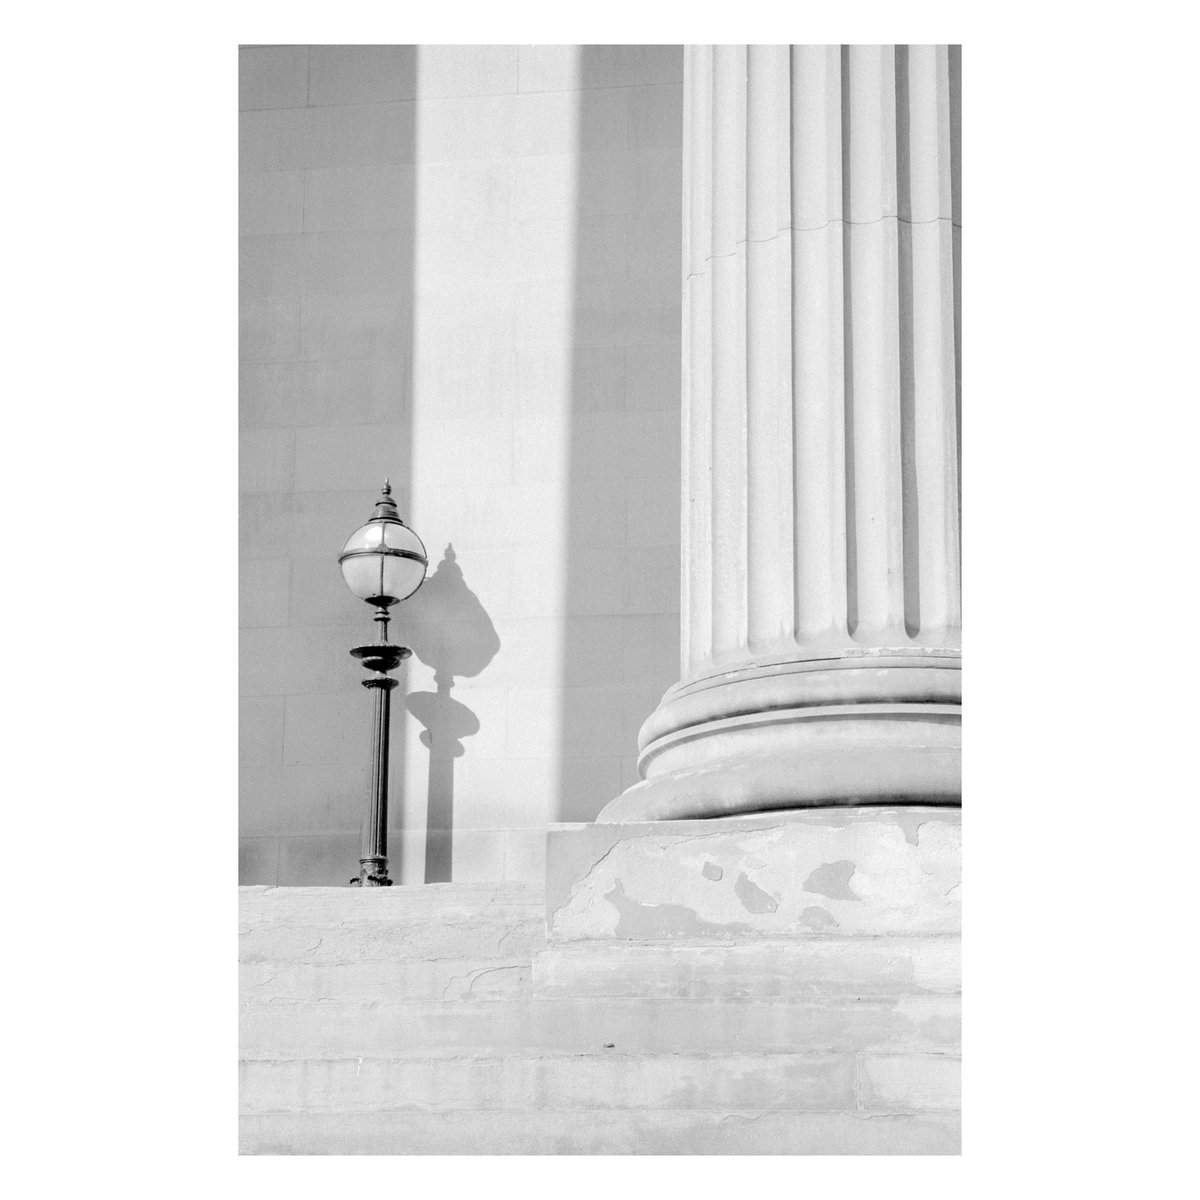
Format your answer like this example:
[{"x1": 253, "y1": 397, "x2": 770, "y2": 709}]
[{"x1": 601, "y1": 44, "x2": 961, "y2": 823}]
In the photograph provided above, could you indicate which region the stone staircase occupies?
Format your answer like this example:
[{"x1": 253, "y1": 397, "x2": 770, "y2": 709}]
[{"x1": 240, "y1": 853, "x2": 960, "y2": 1154}]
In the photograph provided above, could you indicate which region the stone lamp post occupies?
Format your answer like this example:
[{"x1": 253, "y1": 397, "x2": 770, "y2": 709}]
[{"x1": 338, "y1": 480, "x2": 428, "y2": 886}]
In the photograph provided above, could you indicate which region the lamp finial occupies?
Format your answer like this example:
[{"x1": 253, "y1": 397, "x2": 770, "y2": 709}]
[{"x1": 370, "y1": 479, "x2": 401, "y2": 524}]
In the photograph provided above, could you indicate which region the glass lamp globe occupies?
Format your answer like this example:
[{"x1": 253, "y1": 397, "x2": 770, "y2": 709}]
[{"x1": 338, "y1": 481, "x2": 428, "y2": 607}]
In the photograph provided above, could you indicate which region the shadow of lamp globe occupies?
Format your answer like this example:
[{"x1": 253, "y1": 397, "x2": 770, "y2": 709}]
[
  {"x1": 337, "y1": 480, "x2": 428, "y2": 888},
  {"x1": 403, "y1": 544, "x2": 502, "y2": 883}
]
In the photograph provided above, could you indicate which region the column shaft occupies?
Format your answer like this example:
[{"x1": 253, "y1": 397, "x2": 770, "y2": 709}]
[{"x1": 602, "y1": 43, "x2": 961, "y2": 824}]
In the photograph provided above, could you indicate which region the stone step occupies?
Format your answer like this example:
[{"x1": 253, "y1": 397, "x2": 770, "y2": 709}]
[
  {"x1": 533, "y1": 936, "x2": 960, "y2": 999},
  {"x1": 240, "y1": 882, "x2": 544, "y2": 919},
  {"x1": 240, "y1": 995, "x2": 960, "y2": 1059},
  {"x1": 240, "y1": 1051, "x2": 959, "y2": 1116},
  {"x1": 239, "y1": 883, "x2": 546, "y2": 967},
  {"x1": 241, "y1": 958, "x2": 536, "y2": 1004},
  {"x1": 239, "y1": 1107, "x2": 961, "y2": 1155},
  {"x1": 241, "y1": 936, "x2": 959, "y2": 1005},
  {"x1": 239, "y1": 882, "x2": 545, "y2": 931}
]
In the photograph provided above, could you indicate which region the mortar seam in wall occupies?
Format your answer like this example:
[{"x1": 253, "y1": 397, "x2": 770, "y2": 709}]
[
  {"x1": 240, "y1": 1052, "x2": 962, "y2": 1063},
  {"x1": 238, "y1": 998, "x2": 960, "y2": 1008},
  {"x1": 238, "y1": 1104, "x2": 958, "y2": 1116},
  {"x1": 543, "y1": 933, "x2": 962, "y2": 945},
  {"x1": 242, "y1": 77, "x2": 683, "y2": 117},
  {"x1": 548, "y1": 934, "x2": 961, "y2": 948},
  {"x1": 514, "y1": 80, "x2": 684, "y2": 98}
]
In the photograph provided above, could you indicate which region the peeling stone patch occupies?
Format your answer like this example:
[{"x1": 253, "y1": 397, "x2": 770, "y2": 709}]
[
  {"x1": 733, "y1": 872, "x2": 778, "y2": 914},
  {"x1": 800, "y1": 906, "x2": 839, "y2": 930},
  {"x1": 891, "y1": 811, "x2": 929, "y2": 847},
  {"x1": 606, "y1": 881, "x2": 753, "y2": 939},
  {"x1": 803, "y1": 861, "x2": 860, "y2": 902},
  {"x1": 548, "y1": 814, "x2": 960, "y2": 940}
]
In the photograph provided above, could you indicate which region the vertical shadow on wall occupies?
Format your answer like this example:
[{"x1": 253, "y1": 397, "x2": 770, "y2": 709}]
[
  {"x1": 374, "y1": 46, "x2": 418, "y2": 881},
  {"x1": 402, "y1": 546, "x2": 501, "y2": 882},
  {"x1": 321, "y1": 47, "x2": 421, "y2": 884},
  {"x1": 330, "y1": 46, "x2": 421, "y2": 884},
  {"x1": 555, "y1": 47, "x2": 684, "y2": 821},
  {"x1": 240, "y1": 45, "x2": 421, "y2": 885}
]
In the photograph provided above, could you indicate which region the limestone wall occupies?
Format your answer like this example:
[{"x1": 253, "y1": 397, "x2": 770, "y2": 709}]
[
  {"x1": 240, "y1": 46, "x2": 683, "y2": 885},
  {"x1": 240, "y1": 808, "x2": 960, "y2": 1154}
]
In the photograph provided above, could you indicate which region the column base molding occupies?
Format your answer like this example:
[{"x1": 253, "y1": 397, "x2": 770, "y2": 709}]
[{"x1": 599, "y1": 651, "x2": 960, "y2": 823}]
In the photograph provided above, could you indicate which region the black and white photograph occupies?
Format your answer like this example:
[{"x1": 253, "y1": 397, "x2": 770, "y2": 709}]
[
  {"x1": 9, "y1": 10, "x2": 1193, "y2": 1185},
  {"x1": 238, "y1": 43, "x2": 961, "y2": 1154}
]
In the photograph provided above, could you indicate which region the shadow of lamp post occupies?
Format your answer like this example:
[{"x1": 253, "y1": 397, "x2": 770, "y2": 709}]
[
  {"x1": 404, "y1": 545, "x2": 501, "y2": 882},
  {"x1": 337, "y1": 480, "x2": 428, "y2": 887}
]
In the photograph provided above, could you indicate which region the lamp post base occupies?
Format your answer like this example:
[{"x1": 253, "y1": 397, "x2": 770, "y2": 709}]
[{"x1": 353, "y1": 856, "x2": 393, "y2": 887}]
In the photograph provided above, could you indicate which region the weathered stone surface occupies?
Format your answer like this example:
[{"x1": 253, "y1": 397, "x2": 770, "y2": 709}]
[
  {"x1": 241, "y1": 1052, "x2": 858, "y2": 1113},
  {"x1": 533, "y1": 938, "x2": 960, "y2": 999},
  {"x1": 547, "y1": 809, "x2": 960, "y2": 941},
  {"x1": 242, "y1": 958, "x2": 534, "y2": 1005},
  {"x1": 241, "y1": 880, "x2": 539, "y2": 920},
  {"x1": 239, "y1": 882, "x2": 544, "y2": 963},
  {"x1": 241, "y1": 996, "x2": 959, "y2": 1061},
  {"x1": 240, "y1": 851, "x2": 960, "y2": 1154},
  {"x1": 240, "y1": 1108, "x2": 960, "y2": 1155},
  {"x1": 859, "y1": 1053, "x2": 962, "y2": 1112}
]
